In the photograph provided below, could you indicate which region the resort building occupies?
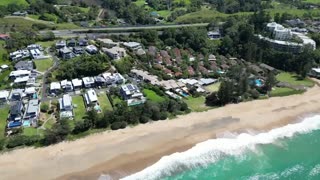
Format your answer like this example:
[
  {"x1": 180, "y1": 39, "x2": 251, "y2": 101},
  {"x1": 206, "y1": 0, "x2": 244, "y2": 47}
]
[
  {"x1": 267, "y1": 22, "x2": 292, "y2": 40},
  {"x1": 120, "y1": 84, "x2": 146, "y2": 106},
  {"x1": 59, "y1": 94, "x2": 73, "y2": 119}
]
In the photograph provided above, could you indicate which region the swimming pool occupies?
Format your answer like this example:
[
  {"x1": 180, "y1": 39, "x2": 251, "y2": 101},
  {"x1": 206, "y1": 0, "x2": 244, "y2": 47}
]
[
  {"x1": 23, "y1": 120, "x2": 31, "y2": 127},
  {"x1": 255, "y1": 79, "x2": 263, "y2": 87}
]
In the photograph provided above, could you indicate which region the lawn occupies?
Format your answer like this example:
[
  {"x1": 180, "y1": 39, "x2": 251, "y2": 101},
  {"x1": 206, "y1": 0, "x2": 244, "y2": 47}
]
[
  {"x1": 111, "y1": 95, "x2": 123, "y2": 106},
  {"x1": 73, "y1": 95, "x2": 86, "y2": 121},
  {"x1": 0, "y1": 106, "x2": 9, "y2": 139},
  {"x1": 0, "y1": 0, "x2": 28, "y2": 6},
  {"x1": 143, "y1": 89, "x2": 165, "y2": 102},
  {"x1": 36, "y1": 41, "x2": 55, "y2": 49},
  {"x1": 184, "y1": 96, "x2": 212, "y2": 112},
  {"x1": 0, "y1": 70, "x2": 11, "y2": 90},
  {"x1": 157, "y1": 10, "x2": 172, "y2": 18},
  {"x1": 270, "y1": 87, "x2": 304, "y2": 97},
  {"x1": 134, "y1": 0, "x2": 147, "y2": 6},
  {"x1": 22, "y1": 127, "x2": 38, "y2": 136},
  {"x1": 303, "y1": 0, "x2": 320, "y2": 4},
  {"x1": 44, "y1": 118, "x2": 56, "y2": 129},
  {"x1": 276, "y1": 72, "x2": 314, "y2": 87},
  {"x1": 97, "y1": 92, "x2": 113, "y2": 111},
  {"x1": 34, "y1": 58, "x2": 53, "y2": 72},
  {"x1": 204, "y1": 82, "x2": 221, "y2": 92}
]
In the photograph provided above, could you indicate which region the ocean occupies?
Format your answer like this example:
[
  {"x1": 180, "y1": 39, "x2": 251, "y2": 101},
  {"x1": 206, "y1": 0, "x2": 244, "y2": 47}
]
[{"x1": 119, "y1": 115, "x2": 320, "y2": 180}]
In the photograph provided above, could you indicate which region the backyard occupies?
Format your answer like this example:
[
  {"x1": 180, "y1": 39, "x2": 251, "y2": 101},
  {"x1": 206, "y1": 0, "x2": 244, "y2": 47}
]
[
  {"x1": 204, "y1": 82, "x2": 221, "y2": 92},
  {"x1": 97, "y1": 92, "x2": 113, "y2": 111},
  {"x1": 270, "y1": 87, "x2": 304, "y2": 97},
  {"x1": 184, "y1": 96, "x2": 212, "y2": 112},
  {"x1": 0, "y1": 106, "x2": 9, "y2": 139},
  {"x1": 22, "y1": 127, "x2": 39, "y2": 136},
  {"x1": 34, "y1": 58, "x2": 54, "y2": 72},
  {"x1": 143, "y1": 89, "x2": 165, "y2": 102},
  {"x1": 276, "y1": 72, "x2": 314, "y2": 87},
  {"x1": 73, "y1": 95, "x2": 86, "y2": 121}
]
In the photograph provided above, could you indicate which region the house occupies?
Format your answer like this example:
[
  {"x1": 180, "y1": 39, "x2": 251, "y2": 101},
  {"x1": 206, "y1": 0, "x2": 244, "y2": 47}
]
[
  {"x1": 10, "y1": 89, "x2": 25, "y2": 101},
  {"x1": 15, "y1": 61, "x2": 34, "y2": 70},
  {"x1": 12, "y1": 11, "x2": 27, "y2": 16},
  {"x1": 0, "y1": 34, "x2": 9, "y2": 40},
  {"x1": 208, "y1": 54, "x2": 216, "y2": 61},
  {"x1": 59, "y1": 94, "x2": 73, "y2": 119},
  {"x1": 9, "y1": 70, "x2": 31, "y2": 79},
  {"x1": 102, "y1": 47, "x2": 127, "y2": 60},
  {"x1": 172, "y1": 48, "x2": 181, "y2": 58},
  {"x1": 188, "y1": 66, "x2": 195, "y2": 76},
  {"x1": 84, "y1": 89, "x2": 98, "y2": 106},
  {"x1": 101, "y1": 73, "x2": 125, "y2": 85},
  {"x1": 26, "y1": 78, "x2": 36, "y2": 87},
  {"x1": 199, "y1": 66, "x2": 209, "y2": 75},
  {"x1": 97, "y1": 38, "x2": 118, "y2": 48},
  {"x1": 260, "y1": 63, "x2": 276, "y2": 73},
  {"x1": 30, "y1": 49, "x2": 43, "y2": 59},
  {"x1": 27, "y1": 44, "x2": 43, "y2": 51},
  {"x1": 94, "y1": 76, "x2": 106, "y2": 87},
  {"x1": 9, "y1": 49, "x2": 30, "y2": 61},
  {"x1": 0, "y1": 90, "x2": 9, "y2": 103},
  {"x1": 60, "y1": 80, "x2": 73, "y2": 92},
  {"x1": 23, "y1": 99, "x2": 39, "y2": 126},
  {"x1": 14, "y1": 76, "x2": 30, "y2": 85},
  {"x1": 24, "y1": 87, "x2": 36, "y2": 99},
  {"x1": 136, "y1": 49, "x2": 146, "y2": 56},
  {"x1": 82, "y1": 77, "x2": 95, "y2": 88},
  {"x1": 8, "y1": 101, "x2": 24, "y2": 122},
  {"x1": 123, "y1": 42, "x2": 142, "y2": 51},
  {"x1": 309, "y1": 68, "x2": 320, "y2": 78},
  {"x1": 59, "y1": 47, "x2": 75, "y2": 59},
  {"x1": 86, "y1": 45, "x2": 98, "y2": 54},
  {"x1": 0, "y1": 64, "x2": 9, "y2": 70},
  {"x1": 56, "y1": 40, "x2": 67, "y2": 49},
  {"x1": 78, "y1": 39, "x2": 88, "y2": 46},
  {"x1": 67, "y1": 39, "x2": 77, "y2": 47},
  {"x1": 72, "y1": 78, "x2": 83, "y2": 90},
  {"x1": 50, "y1": 82, "x2": 61, "y2": 94},
  {"x1": 73, "y1": 47, "x2": 85, "y2": 55},
  {"x1": 148, "y1": 46, "x2": 157, "y2": 56},
  {"x1": 160, "y1": 50, "x2": 169, "y2": 58},
  {"x1": 120, "y1": 84, "x2": 146, "y2": 106},
  {"x1": 208, "y1": 31, "x2": 221, "y2": 40},
  {"x1": 199, "y1": 78, "x2": 217, "y2": 85}
]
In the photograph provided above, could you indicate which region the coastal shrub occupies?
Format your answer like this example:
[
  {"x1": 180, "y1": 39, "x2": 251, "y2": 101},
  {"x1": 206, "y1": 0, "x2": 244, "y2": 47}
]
[
  {"x1": 0, "y1": 139, "x2": 6, "y2": 151},
  {"x1": 110, "y1": 121, "x2": 127, "y2": 130},
  {"x1": 6, "y1": 135, "x2": 28, "y2": 149},
  {"x1": 72, "y1": 121, "x2": 90, "y2": 134},
  {"x1": 159, "y1": 112, "x2": 168, "y2": 120},
  {"x1": 139, "y1": 116, "x2": 149, "y2": 124},
  {"x1": 40, "y1": 103, "x2": 49, "y2": 113},
  {"x1": 250, "y1": 89, "x2": 260, "y2": 99}
]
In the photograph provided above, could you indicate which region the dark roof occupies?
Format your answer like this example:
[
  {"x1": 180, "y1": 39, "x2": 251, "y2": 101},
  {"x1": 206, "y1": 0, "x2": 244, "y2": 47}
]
[
  {"x1": 10, "y1": 101, "x2": 23, "y2": 116},
  {"x1": 15, "y1": 61, "x2": 33, "y2": 70},
  {"x1": 260, "y1": 63, "x2": 276, "y2": 71}
]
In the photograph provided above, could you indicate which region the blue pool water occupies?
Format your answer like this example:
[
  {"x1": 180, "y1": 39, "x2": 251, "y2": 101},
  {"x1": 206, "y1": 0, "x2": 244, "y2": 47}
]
[
  {"x1": 23, "y1": 120, "x2": 31, "y2": 127},
  {"x1": 255, "y1": 79, "x2": 263, "y2": 87},
  {"x1": 181, "y1": 92, "x2": 189, "y2": 97}
]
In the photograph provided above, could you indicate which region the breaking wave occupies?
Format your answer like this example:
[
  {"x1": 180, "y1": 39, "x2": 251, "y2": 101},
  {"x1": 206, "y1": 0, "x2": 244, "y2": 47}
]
[{"x1": 119, "y1": 115, "x2": 320, "y2": 180}]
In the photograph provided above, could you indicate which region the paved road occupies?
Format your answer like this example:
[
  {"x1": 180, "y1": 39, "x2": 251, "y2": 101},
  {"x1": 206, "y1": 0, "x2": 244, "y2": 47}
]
[{"x1": 40, "y1": 23, "x2": 209, "y2": 37}]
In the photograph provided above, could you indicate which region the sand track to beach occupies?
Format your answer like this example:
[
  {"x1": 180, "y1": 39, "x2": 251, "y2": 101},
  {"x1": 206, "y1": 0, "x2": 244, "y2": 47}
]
[{"x1": 1, "y1": 82, "x2": 320, "y2": 180}]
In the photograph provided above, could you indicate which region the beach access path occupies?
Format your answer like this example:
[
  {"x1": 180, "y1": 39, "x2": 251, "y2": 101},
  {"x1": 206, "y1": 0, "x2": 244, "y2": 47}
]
[{"x1": 1, "y1": 81, "x2": 320, "y2": 180}]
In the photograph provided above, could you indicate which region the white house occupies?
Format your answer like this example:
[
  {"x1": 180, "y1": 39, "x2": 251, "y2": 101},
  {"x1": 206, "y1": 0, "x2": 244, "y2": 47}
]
[
  {"x1": 9, "y1": 70, "x2": 31, "y2": 79},
  {"x1": 82, "y1": 77, "x2": 95, "y2": 88},
  {"x1": 59, "y1": 94, "x2": 73, "y2": 119},
  {"x1": 50, "y1": 82, "x2": 61, "y2": 94},
  {"x1": 0, "y1": 90, "x2": 9, "y2": 103},
  {"x1": 85, "y1": 45, "x2": 98, "y2": 54},
  {"x1": 84, "y1": 89, "x2": 98, "y2": 106},
  {"x1": 60, "y1": 79, "x2": 73, "y2": 92},
  {"x1": 123, "y1": 42, "x2": 142, "y2": 51},
  {"x1": 72, "y1": 78, "x2": 83, "y2": 90},
  {"x1": 120, "y1": 84, "x2": 146, "y2": 106}
]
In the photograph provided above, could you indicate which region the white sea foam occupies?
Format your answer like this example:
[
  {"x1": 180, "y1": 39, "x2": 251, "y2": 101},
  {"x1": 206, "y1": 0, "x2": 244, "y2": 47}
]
[
  {"x1": 280, "y1": 164, "x2": 304, "y2": 178},
  {"x1": 121, "y1": 115, "x2": 320, "y2": 180},
  {"x1": 309, "y1": 164, "x2": 320, "y2": 177}
]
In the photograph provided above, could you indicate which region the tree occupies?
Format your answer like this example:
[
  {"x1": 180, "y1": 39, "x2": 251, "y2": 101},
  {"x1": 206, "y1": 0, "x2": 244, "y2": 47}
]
[
  {"x1": 40, "y1": 103, "x2": 49, "y2": 113},
  {"x1": 265, "y1": 71, "x2": 276, "y2": 92},
  {"x1": 217, "y1": 79, "x2": 235, "y2": 105},
  {"x1": 83, "y1": 109, "x2": 99, "y2": 129}
]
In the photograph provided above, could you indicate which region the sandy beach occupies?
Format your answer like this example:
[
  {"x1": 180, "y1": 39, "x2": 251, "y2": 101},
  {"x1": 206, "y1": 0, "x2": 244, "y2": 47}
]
[{"x1": 1, "y1": 84, "x2": 320, "y2": 180}]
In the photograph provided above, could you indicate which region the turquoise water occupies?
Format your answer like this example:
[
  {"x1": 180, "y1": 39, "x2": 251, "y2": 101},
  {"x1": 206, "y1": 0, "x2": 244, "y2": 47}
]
[
  {"x1": 165, "y1": 129, "x2": 320, "y2": 180},
  {"x1": 122, "y1": 115, "x2": 320, "y2": 180}
]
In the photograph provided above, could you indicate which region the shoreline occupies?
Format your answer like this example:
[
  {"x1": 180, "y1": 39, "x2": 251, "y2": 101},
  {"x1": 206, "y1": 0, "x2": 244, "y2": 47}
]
[{"x1": 0, "y1": 85, "x2": 320, "y2": 180}]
